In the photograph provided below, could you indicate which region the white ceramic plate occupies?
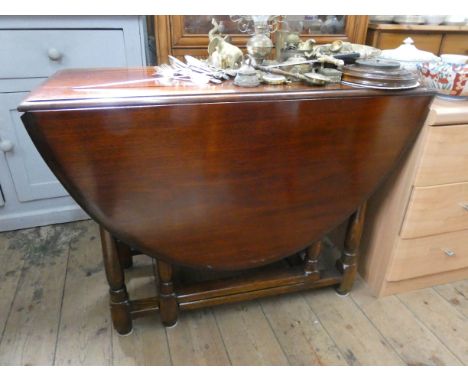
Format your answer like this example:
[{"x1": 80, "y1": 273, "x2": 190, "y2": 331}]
[
  {"x1": 394, "y1": 15, "x2": 425, "y2": 24},
  {"x1": 369, "y1": 15, "x2": 395, "y2": 23}
]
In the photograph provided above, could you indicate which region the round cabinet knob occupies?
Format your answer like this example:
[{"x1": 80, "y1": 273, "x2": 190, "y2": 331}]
[
  {"x1": 47, "y1": 48, "x2": 63, "y2": 61},
  {"x1": 0, "y1": 139, "x2": 14, "y2": 152}
]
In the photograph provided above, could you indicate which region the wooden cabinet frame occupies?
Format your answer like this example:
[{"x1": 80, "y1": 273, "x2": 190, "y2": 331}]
[
  {"x1": 366, "y1": 23, "x2": 468, "y2": 55},
  {"x1": 154, "y1": 15, "x2": 369, "y2": 64}
]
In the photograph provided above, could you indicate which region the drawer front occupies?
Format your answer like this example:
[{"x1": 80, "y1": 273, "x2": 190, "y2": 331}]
[
  {"x1": 0, "y1": 29, "x2": 128, "y2": 79},
  {"x1": 377, "y1": 32, "x2": 442, "y2": 54},
  {"x1": 440, "y1": 33, "x2": 468, "y2": 55},
  {"x1": 401, "y1": 182, "x2": 468, "y2": 238},
  {"x1": 415, "y1": 124, "x2": 468, "y2": 186},
  {"x1": 0, "y1": 93, "x2": 68, "y2": 201},
  {"x1": 388, "y1": 231, "x2": 468, "y2": 281}
]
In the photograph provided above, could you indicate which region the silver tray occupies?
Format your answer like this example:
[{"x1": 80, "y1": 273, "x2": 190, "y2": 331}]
[{"x1": 342, "y1": 80, "x2": 421, "y2": 90}]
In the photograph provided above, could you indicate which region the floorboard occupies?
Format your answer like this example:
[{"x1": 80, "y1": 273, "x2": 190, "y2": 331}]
[
  {"x1": 0, "y1": 230, "x2": 26, "y2": 343},
  {"x1": 213, "y1": 301, "x2": 289, "y2": 365},
  {"x1": 54, "y1": 221, "x2": 112, "y2": 365},
  {"x1": 351, "y1": 278, "x2": 462, "y2": 366},
  {"x1": 166, "y1": 308, "x2": 231, "y2": 365},
  {"x1": 0, "y1": 224, "x2": 77, "y2": 365},
  {"x1": 434, "y1": 280, "x2": 468, "y2": 318},
  {"x1": 398, "y1": 288, "x2": 468, "y2": 365},
  {"x1": 260, "y1": 294, "x2": 347, "y2": 365},
  {"x1": 303, "y1": 287, "x2": 405, "y2": 365}
]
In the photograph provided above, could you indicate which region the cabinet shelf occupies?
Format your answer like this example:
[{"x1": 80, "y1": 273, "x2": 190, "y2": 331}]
[{"x1": 154, "y1": 15, "x2": 369, "y2": 63}]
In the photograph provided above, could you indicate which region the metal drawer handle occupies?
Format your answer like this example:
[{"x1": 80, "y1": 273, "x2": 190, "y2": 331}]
[
  {"x1": 442, "y1": 249, "x2": 456, "y2": 257},
  {"x1": 0, "y1": 138, "x2": 14, "y2": 152},
  {"x1": 47, "y1": 48, "x2": 63, "y2": 61},
  {"x1": 459, "y1": 202, "x2": 468, "y2": 211}
]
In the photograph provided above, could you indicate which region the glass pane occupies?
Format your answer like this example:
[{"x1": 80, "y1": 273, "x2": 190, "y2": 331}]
[
  {"x1": 283, "y1": 15, "x2": 347, "y2": 35},
  {"x1": 183, "y1": 15, "x2": 251, "y2": 35}
]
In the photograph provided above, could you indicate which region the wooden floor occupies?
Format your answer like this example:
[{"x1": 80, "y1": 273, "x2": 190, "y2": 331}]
[{"x1": 0, "y1": 220, "x2": 467, "y2": 366}]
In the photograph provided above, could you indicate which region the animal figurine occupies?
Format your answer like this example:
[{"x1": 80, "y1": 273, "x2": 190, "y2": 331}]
[
  {"x1": 298, "y1": 38, "x2": 316, "y2": 58},
  {"x1": 285, "y1": 33, "x2": 302, "y2": 50},
  {"x1": 207, "y1": 18, "x2": 243, "y2": 69}
]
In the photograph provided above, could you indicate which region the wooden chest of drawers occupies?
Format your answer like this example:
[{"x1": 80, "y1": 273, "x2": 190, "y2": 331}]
[{"x1": 361, "y1": 98, "x2": 468, "y2": 296}]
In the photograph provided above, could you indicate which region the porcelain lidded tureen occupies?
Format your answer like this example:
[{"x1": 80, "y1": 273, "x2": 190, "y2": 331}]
[{"x1": 380, "y1": 37, "x2": 438, "y2": 71}]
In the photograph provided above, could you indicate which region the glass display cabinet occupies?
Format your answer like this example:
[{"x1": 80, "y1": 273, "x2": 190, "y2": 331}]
[{"x1": 154, "y1": 15, "x2": 369, "y2": 63}]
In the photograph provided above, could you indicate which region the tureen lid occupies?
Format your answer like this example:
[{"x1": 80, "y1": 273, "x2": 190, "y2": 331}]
[{"x1": 380, "y1": 37, "x2": 438, "y2": 62}]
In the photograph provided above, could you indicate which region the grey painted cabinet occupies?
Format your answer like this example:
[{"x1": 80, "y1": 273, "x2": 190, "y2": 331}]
[
  {"x1": 0, "y1": 93, "x2": 69, "y2": 202},
  {"x1": 0, "y1": 16, "x2": 148, "y2": 231}
]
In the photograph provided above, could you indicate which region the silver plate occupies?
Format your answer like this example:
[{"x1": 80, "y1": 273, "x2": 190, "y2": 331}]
[
  {"x1": 262, "y1": 73, "x2": 287, "y2": 85},
  {"x1": 342, "y1": 80, "x2": 421, "y2": 90}
]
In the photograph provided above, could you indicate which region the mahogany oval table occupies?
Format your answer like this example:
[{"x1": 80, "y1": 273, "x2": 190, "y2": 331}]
[{"x1": 19, "y1": 68, "x2": 434, "y2": 333}]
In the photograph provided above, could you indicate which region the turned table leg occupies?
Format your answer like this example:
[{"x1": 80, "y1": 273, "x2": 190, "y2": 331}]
[
  {"x1": 100, "y1": 226, "x2": 133, "y2": 334},
  {"x1": 156, "y1": 260, "x2": 179, "y2": 327},
  {"x1": 336, "y1": 202, "x2": 367, "y2": 296},
  {"x1": 304, "y1": 240, "x2": 322, "y2": 280},
  {"x1": 115, "y1": 239, "x2": 134, "y2": 269}
]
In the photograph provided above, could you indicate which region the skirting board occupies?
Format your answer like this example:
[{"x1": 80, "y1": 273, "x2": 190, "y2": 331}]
[{"x1": 377, "y1": 267, "x2": 468, "y2": 296}]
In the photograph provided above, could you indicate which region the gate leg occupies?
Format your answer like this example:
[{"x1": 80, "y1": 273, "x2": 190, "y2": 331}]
[
  {"x1": 115, "y1": 239, "x2": 134, "y2": 269},
  {"x1": 336, "y1": 202, "x2": 367, "y2": 296},
  {"x1": 100, "y1": 226, "x2": 132, "y2": 335},
  {"x1": 304, "y1": 240, "x2": 322, "y2": 280},
  {"x1": 156, "y1": 260, "x2": 179, "y2": 327}
]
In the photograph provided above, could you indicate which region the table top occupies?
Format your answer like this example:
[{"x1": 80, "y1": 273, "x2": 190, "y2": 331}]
[
  {"x1": 19, "y1": 67, "x2": 433, "y2": 111},
  {"x1": 21, "y1": 67, "x2": 434, "y2": 269}
]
